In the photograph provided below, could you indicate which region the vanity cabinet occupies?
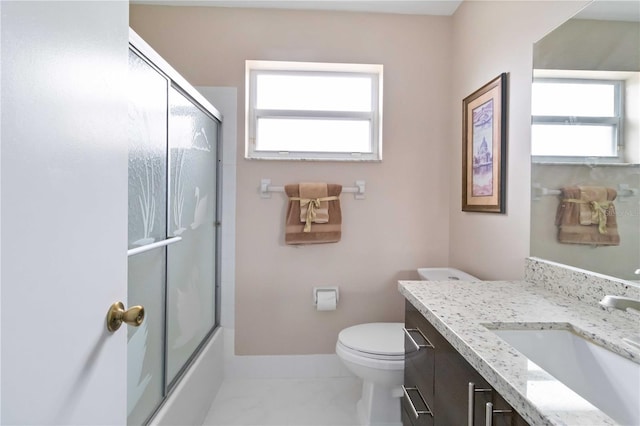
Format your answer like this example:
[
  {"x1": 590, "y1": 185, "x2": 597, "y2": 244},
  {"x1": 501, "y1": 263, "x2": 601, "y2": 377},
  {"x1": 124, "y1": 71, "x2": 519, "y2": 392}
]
[{"x1": 403, "y1": 301, "x2": 530, "y2": 426}]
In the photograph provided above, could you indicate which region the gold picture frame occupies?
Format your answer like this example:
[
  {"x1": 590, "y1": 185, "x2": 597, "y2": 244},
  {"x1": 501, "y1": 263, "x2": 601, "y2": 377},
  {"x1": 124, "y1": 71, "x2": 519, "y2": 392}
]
[{"x1": 462, "y1": 73, "x2": 508, "y2": 213}]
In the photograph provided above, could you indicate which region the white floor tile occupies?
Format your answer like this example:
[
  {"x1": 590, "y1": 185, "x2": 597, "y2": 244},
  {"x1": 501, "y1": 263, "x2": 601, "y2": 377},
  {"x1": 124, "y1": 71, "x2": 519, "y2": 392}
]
[{"x1": 202, "y1": 377, "x2": 362, "y2": 426}]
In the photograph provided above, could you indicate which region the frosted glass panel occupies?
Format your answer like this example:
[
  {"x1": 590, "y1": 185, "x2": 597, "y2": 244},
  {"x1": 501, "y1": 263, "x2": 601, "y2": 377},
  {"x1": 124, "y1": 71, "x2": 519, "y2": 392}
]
[
  {"x1": 166, "y1": 87, "x2": 218, "y2": 385},
  {"x1": 127, "y1": 251, "x2": 165, "y2": 426},
  {"x1": 127, "y1": 49, "x2": 168, "y2": 424},
  {"x1": 128, "y1": 50, "x2": 167, "y2": 249}
]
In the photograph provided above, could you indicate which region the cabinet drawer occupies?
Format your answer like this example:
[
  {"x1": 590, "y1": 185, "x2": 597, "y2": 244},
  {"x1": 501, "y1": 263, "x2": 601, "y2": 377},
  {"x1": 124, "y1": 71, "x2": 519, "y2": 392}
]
[
  {"x1": 404, "y1": 355, "x2": 434, "y2": 409},
  {"x1": 404, "y1": 326, "x2": 435, "y2": 402},
  {"x1": 405, "y1": 303, "x2": 436, "y2": 411},
  {"x1": 401, "y1": 385, "x2": 434, "y2": 426},
  {"x1": 405, "y1": 302, "x2": 452, "y2": 358}
]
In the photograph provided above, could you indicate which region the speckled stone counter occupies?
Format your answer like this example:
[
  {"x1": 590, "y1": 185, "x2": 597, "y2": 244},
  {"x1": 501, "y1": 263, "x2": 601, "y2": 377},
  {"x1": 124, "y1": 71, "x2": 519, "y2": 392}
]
[{"x1": 398, "y1": 271, "x2": 640, "y2": 426}]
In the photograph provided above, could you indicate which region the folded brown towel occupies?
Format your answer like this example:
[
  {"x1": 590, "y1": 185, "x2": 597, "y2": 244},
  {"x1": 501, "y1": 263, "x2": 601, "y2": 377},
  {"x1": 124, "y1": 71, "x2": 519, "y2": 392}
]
[
  {"x1": 285, "y1": 184, "x2": 342, "y2": 245},
  {"x1": 555, "y1": 186, "x2": 620, "y2": 246},
  {"x1": 299, "y1": 183, "x2": 329, "y2": 224},
  {"x1": 578, "y1": 186, "x2": 609, "y2": 226}
]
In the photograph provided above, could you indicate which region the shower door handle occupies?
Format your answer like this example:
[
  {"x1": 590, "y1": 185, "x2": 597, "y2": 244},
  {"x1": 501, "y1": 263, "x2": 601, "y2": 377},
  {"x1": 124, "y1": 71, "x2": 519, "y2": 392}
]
[{"x1": 106, "y1": 301, "x2": 145, "y2": 332}]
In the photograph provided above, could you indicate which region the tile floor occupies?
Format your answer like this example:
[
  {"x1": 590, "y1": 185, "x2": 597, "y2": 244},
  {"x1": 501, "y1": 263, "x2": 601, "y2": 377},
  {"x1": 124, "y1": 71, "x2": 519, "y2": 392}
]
[{"x1": 202, "y1": 377, "x2": 362, "y2": 426}]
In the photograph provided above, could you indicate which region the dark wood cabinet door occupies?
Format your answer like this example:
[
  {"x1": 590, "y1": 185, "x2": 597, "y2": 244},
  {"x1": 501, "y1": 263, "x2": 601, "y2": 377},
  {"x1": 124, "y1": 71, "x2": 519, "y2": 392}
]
[
  {"x1": 431, "y1": 332, "x2": 492, "y2": 426},
  {"x1": 486, "y1": 391, "x2": 531, "y2": 426},
  {"x1": 404, "y1": 301, "x2": 530, "y2": 426},
  {"x1": 404, "y1": 301, "x2": 484, "y2": 425}
]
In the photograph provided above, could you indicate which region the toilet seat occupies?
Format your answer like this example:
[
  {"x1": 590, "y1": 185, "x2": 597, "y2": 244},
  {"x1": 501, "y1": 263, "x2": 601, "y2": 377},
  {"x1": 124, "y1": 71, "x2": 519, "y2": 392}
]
[{"x1": 336, "y1": 322, "x2": 404, "y2": 368}]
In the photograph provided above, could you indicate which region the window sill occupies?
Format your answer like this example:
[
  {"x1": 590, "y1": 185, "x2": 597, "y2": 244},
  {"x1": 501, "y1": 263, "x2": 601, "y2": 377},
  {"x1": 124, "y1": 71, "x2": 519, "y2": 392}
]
[
  {"x1": 245, "y1": 153, "x2": 382, "y2": 162},
  {"x1": 532, "y1": 161, "x2": 639, "y2": 167}
]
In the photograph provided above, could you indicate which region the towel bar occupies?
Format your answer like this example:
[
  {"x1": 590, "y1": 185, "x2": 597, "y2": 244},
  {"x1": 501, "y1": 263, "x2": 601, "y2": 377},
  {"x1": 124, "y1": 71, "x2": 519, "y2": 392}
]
[
  {"x1": 532, "y1": 183, "x2": 638, "y2": 201},
  {"x1": 260, "y1": 178, "x2": 366, "y2": 200}
]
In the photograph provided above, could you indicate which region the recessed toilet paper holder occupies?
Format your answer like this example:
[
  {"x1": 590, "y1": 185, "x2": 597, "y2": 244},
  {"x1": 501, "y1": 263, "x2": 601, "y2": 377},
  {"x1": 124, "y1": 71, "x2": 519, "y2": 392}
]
[{"x1": 313, "y1": 287, "x2": 339, "y2": 307}]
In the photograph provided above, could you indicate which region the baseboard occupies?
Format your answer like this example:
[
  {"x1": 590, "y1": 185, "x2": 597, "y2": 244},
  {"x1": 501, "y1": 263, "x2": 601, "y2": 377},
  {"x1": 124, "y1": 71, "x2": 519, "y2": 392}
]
[{"x1": 223, "y1": 328, "x2": 355, "y2": 379}]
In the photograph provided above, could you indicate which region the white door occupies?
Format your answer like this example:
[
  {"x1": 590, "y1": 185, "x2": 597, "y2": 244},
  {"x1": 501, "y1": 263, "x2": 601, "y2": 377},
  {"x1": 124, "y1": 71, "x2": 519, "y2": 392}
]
[{"x1": 1, "y1": 2, "x2": 129, "y2": 424}]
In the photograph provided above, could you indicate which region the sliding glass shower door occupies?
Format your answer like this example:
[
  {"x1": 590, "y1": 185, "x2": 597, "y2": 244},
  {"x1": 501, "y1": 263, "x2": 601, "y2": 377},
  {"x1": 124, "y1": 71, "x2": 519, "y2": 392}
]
[
  {"x1": 127, "y1": 43, "x2": 221, "y2": 425},
  {"x1": 166, "y1": 86, "x2": 218, "y2": 386},
  {"x1": 127, "y1": 48, "x2": 168, "y2": 426}
]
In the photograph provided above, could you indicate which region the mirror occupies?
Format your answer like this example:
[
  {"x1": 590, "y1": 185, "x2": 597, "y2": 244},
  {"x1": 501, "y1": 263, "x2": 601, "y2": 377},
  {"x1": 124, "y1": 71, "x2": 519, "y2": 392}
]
[{"x1": 530, "y1": 0, "x2": 640, "y2": 282}]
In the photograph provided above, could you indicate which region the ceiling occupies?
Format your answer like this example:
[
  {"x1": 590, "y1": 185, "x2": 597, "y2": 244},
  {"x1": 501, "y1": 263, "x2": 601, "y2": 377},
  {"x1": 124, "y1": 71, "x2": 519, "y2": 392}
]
[{"x1": 131, "y1": 0, "x2": 464, "y2": 16}]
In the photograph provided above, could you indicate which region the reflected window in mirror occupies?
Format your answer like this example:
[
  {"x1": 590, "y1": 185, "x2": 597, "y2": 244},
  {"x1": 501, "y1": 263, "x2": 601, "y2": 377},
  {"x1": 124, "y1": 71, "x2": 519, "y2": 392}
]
[
  {"x1": 529, "y1": 0, "x2": 640, "y2": 282},
  {"x1": 532, "y1": 77, "x2": 624, "y2": 163}
]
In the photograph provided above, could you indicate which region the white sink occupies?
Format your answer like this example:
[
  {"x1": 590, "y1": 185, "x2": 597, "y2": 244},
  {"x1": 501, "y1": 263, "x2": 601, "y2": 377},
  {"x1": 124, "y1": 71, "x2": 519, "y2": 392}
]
[{"x1": 489, "y1": 326, "x2": 640, "y2": 425}]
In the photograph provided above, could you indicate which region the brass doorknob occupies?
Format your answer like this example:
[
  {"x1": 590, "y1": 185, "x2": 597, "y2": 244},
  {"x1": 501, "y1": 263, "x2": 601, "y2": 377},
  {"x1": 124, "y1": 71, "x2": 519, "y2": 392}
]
[{"x1": 106, "y1": 301, "x2": 145, "y2": 332}]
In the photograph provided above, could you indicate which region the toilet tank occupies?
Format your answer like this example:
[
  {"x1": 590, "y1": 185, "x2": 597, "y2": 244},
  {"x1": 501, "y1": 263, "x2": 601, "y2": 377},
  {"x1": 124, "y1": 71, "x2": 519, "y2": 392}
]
[{"x1": 417, "y1": 267, "x2": 479, "y2": 281}]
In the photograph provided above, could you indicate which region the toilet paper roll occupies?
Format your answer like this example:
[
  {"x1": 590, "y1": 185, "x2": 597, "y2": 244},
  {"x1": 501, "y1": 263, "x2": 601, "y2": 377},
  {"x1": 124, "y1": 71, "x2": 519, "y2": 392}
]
[{"x1": 316, "y1": 290, "x2": 337, "y2": 311}]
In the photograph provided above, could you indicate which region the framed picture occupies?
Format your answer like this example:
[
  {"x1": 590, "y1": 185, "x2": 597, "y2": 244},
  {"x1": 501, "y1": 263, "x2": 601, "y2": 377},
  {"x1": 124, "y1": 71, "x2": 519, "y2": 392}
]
[{"x1": 462, "y1": 73, "x2": 507, "y2": 213}]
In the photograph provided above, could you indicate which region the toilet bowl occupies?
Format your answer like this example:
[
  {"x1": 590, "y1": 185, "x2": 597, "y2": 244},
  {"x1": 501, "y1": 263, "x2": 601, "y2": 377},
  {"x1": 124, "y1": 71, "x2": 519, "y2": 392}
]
[{"x1": 336, "y1": 322, "x2": 404, "y2": 426}]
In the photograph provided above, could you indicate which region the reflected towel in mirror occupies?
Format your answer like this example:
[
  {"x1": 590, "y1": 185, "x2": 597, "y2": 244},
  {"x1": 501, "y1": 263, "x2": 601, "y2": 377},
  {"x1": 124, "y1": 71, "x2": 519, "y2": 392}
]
[{"x1": 555, "y1": 186, "x2": 620, "y2": 246}]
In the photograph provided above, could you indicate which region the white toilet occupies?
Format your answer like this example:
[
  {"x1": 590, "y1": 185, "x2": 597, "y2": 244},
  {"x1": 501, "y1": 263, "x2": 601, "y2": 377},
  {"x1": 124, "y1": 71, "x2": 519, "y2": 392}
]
[
  {"x1": 336, "y1": 322, "x2": 405, "y2": 426},
  {"x1": 336, "y1": 268, "x2": 479, "y2": 426}
]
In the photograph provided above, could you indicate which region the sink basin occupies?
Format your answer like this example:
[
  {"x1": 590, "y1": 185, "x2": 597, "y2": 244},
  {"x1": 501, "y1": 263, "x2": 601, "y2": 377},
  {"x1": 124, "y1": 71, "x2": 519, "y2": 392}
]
[{"x1": 488, "y1": 326, "x2": 640, "y2": 425}]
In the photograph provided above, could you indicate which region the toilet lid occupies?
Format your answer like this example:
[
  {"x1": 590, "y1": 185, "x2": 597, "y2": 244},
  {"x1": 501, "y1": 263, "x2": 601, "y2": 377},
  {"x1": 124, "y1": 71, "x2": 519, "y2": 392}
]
[{"x1": 338, "y1": 322, "x2": 404, "y2": 357}]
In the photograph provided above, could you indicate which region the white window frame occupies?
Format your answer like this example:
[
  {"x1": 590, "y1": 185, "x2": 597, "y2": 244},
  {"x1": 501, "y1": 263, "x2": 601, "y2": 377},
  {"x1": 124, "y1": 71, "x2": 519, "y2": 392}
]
[
  {"x1": 245, "y1": 60, "x2": 383, "y2": 161},
  {"x1": 531, "y1": 77, "x2": 624, "y2": 163}
]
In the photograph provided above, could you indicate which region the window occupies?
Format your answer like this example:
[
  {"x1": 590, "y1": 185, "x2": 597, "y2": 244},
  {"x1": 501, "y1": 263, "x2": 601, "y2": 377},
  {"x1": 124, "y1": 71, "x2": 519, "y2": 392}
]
[
  {"x1": 531, "y1": 78, "x2": 624, "y2": 162},
  {"x1": 246, "y1": 60, "x2": 383, "y2": 161}
]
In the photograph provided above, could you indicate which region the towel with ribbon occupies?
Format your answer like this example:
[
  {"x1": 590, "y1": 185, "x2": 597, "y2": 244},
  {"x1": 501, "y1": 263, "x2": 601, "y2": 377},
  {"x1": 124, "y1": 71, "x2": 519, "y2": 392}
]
[
  {"x1": 284, "y1": 183, "x2": 342, "y2": 245},
  {"x1": 555, "y1": 186, "x2": 620, "y2": 246},
  {"x1": 292, "y1": 183, "x2": 337, "y2": 232}
]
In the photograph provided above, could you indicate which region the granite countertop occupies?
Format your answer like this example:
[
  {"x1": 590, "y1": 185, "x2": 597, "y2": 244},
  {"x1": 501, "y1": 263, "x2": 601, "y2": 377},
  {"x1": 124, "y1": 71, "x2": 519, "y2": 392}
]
[{"x1": 398, "y1": 279, "x2": 640, "y2": 426}]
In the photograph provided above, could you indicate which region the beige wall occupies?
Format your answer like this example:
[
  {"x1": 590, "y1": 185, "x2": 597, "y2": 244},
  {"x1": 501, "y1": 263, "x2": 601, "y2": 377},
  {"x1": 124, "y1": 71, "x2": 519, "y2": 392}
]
[
  {"x1": 130, "y1": 1, "x2": 591, "y2": 355},
  {"x1": 131, "y1": 6, "x2": 452, "y2": 355},
  {"x1": 448, "y1": 0, "x2": 589, "y2": 280}
]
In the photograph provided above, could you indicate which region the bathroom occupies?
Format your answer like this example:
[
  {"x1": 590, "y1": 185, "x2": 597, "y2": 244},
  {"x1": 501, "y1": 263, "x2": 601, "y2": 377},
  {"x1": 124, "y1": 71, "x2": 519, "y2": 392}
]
[{"x1": 1, "y1": 0, "x2": 639, "y2": 425}]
